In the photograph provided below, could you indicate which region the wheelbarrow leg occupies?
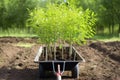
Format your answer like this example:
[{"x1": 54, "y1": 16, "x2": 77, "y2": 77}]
[
  {"x1": 72, "y1": 64, "x2": 79, "y2": 79},
  {"x1": 39, "y1": 64, "x2": 45, "y2": 78}
]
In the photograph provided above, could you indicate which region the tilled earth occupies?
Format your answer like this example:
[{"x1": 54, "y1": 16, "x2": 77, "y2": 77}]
[{"x1": 0, "y1": 37, "x2": 120, "y2": 80}]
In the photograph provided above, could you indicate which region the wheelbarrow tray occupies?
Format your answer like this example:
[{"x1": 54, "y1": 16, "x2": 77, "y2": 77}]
[
  {"x1": 36, "y1": 61, "x2": 81, "y2": 71},
  {"x1": 34, "y1": 46, "x2": 85, "y2": 78}
]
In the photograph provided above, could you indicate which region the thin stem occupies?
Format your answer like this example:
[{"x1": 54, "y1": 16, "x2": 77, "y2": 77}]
[
  {"x1": 62, "y1": 47, "x2": 64, "y2": 59},
  {"x1": 54, "y1": 43, "x2": 56, "y2": 60},
  {"x1": 69, "y1": 43, "x2": 72, "y2": 59},
  {"x1": 45, "y1": 45, "x2": 48, "y2": 61},
  {"x1": 73, "y1": 50, "x2": 76, "y2": 61}
]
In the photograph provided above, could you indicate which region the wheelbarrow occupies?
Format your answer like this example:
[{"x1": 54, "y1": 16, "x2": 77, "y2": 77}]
[{"x1": 34, "y1": 45, "x2": 85, "y2": 80}]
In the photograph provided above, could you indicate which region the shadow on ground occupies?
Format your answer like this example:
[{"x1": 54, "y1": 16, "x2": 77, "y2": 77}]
[
  {"x1": 0, "y1": 67, "x2": 39, "y2": 80},
  {"x1": 0, "y1": 67, "x2": 76, "y2": 80}
]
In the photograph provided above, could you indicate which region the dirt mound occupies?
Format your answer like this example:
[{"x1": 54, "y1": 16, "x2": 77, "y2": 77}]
[
  {"x1": 89, "y1": 41, "x2": 120, "y2": 62},
  {"x1": 0, "y1": 37, "x2": 120, "y2": 80},
  {"x1": 0, "y1": 42, "x2": 40, "y2": 80},
  {"x1": 78, "y1": 41, "x2": 120, "y2": 80}
]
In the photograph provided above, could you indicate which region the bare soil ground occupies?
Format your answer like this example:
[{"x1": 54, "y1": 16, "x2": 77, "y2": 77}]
[{"x1": 0, "y1": 37, "x2": 120, "y2": 80}]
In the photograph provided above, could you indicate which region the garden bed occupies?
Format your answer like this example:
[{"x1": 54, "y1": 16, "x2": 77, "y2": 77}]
[{"x1": 0, "y1": 37, "x2": 120, "y2": 80}]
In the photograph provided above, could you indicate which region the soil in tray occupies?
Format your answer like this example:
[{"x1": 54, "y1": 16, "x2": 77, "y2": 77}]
[{"x1": 0, "y1": 37, "x2": 120, "y2": 80}]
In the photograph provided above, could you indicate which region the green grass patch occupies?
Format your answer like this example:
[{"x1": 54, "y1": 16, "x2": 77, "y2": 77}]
[
  {"x1": 14, "y1": 42, "x2": 35, "y2": 48},
  {"x1": 0, "y1": 27, "x2": 119, "y2": 42},
  {"x1": 93, "y1": 34, "x2": 120, "y2": 42},
  {"x1": 0, "y1": 28, "x2": 37, "y2": 37}
]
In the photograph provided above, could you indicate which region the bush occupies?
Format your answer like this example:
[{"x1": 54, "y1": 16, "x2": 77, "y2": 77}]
[{"x1": 27, "y1": 3, "x2": 96, "y2": 60}]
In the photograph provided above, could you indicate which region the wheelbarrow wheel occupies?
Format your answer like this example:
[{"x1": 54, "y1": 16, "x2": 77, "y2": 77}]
[
  {"x1": 72, "y1": 65, "x2": 79, "y2": 78},
  {"x1": 39, "y1": 64, "x2": 45, "y2": 78}
]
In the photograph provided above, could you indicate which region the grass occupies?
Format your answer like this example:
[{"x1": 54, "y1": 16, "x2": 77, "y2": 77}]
[
  {"x1": 93, "y1": 34, "x2": 120, "y2": 42},
  {"x1": 93, "y1": 25, "x2": 120, "y2": 42},
  {"x1": 0, "y1": 28, "x2": 37, "y2": 37},
  {"x1": 13, "y1": 42, "x2": 35, "y2": 48},
  {"x1": 0, "y1": 27, "x2": 119, "y2": 42}
]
